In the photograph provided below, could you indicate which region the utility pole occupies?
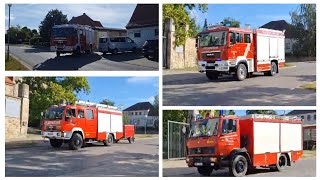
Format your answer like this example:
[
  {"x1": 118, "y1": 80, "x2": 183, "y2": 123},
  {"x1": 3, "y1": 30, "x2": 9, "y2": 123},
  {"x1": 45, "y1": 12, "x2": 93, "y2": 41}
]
[{"x1": 7, "y1": 4, "x2": 12, "y2": 61}]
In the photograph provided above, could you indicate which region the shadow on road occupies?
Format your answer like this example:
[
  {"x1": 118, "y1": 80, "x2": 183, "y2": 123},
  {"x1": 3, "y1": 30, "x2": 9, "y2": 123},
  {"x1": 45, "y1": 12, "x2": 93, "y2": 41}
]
[
  {"x1": 33, "y1": 53, "x2": 102, "y2": 70},
  {"x1": 101, "y1": 52, "x2": 145, "y2": 62},
  {"x1": 24, "y1": 47, "x2": 52, "y2": 53},
  {"x1": 6, "y1": 145, "x2": 158, "y2": 177}
]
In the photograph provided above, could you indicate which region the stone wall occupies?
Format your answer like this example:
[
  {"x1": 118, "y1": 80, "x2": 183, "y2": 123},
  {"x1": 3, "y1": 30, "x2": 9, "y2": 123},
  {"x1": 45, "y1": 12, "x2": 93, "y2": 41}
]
[
  {"x1": 5, "y1": 79, "x2": 29, "y2": 139},
  {"x1": 164, "y1": 18, "x2": 198, "y2": 69}
]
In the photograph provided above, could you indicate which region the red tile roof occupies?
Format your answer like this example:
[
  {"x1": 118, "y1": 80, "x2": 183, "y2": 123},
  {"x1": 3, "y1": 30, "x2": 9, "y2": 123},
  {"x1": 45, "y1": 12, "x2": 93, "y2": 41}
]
[
  {"x1": 126, "y1": 4, "x2": 159, "y2": 29},
  {"x1": 69, "y1": 13, "x2": 103, "y2": 27}
]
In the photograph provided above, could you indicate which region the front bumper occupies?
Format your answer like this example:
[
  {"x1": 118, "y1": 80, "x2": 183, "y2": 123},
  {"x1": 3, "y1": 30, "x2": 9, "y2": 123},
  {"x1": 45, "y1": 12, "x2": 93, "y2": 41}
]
[
  {"x1": 186, "y1": 156, "x2": 218, "y2": 167},
  {"x1": 41, "y1": 131, "x2": 71, "y2": 140},
  {"x1": 198, "y1": 60, "x2": 236, "y2": 72}
]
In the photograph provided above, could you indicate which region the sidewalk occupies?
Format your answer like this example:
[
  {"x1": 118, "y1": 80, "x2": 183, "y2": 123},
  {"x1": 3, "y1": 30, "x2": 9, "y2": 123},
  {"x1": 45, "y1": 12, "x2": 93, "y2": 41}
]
[{"x1": 6, "y1": 134, "x2": 47, "y2": 149}]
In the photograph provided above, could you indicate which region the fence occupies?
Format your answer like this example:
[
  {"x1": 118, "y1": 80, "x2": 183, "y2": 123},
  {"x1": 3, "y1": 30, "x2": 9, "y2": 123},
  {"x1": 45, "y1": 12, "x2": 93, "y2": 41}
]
[{"x1": 167, "y1": 120, "x2": 190, "y2": 159}]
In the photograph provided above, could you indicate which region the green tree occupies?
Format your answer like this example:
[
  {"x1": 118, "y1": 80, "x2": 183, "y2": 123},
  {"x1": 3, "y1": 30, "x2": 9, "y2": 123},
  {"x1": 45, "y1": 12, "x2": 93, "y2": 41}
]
[
  {"x1": 153, "y1": 94, "x2": 159, "y2": 110},
  {"x1": 123, "y1": 114, "x2": 130, "y2": 125},
  {"x1": 228, "y1": 110, "x2": 236, "y2": 115},
  {"x1": 163, "y1": 4, "x2": 208, "y2": 46},
  {"x1": 99, "y1": 99, "x2": 115, "y2": 106},
  {"x1": 39, "y1": 9, "x2": 68, "y2": 43},
  {"x1": 290, "y1": 4, "x2": 316, "y2": 57},
  {"x1": 203, "y1": 18, "x2": 208, "y2": 30},
  {"x1": 20, "y1": 77, "x2": 90, "y2": 127},
  {"x1": 221, "y1": 17, "x2": 240, "y2": 27},
  {"x1": 246, "y1": 110, "x2": 277, "y2": 115}
]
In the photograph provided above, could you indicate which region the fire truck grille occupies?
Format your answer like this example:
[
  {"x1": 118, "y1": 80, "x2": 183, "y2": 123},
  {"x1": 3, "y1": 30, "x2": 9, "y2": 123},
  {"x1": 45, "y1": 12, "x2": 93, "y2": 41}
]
[
  {"x1": 46, "y1": 126, "x2": 57, "y2": 131},
  {"x1": 189, "y1": 147, "x2": 215, "y2": 155},
  {"x1": 202, "y1": 52, "x2": 221, "y2": 59}
]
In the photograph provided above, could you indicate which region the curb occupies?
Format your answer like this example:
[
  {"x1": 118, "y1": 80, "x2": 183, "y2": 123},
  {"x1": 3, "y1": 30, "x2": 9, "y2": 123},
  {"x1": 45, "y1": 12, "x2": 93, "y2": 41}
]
[{"x1": 8, "y1": 52, "x2": 33, "y2": 70}]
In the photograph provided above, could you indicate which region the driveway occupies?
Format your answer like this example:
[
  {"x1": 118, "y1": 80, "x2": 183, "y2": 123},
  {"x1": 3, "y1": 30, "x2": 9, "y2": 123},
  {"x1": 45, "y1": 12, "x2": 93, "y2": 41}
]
[
  {"x1": 163, "y1": 158, "x2": 316, "y2": 177},
  {"x1": 163, "y1": 62, "x2": 316, "y2": 106},
  {"x1": 6, "y1": 136, "x2": 159, "y2": 177},
  {"x1": 7, "y1": 45, "x2": 158, "y2": 71}
]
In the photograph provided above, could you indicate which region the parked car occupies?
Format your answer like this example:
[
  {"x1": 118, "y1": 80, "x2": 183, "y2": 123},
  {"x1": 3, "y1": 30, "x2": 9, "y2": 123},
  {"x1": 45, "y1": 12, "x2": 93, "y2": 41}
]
[
  {"x1": 99, "y1": 36, "x2": 137, "y2": 55},
  {"x1": 142, "y1": 39, "x2": 159, "y2": 61}
]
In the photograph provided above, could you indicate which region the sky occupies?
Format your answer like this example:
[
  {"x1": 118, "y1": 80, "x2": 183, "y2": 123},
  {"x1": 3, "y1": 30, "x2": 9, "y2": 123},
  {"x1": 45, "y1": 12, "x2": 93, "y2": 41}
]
[
  {"x1": 190, "y1": 4, "x2": 300, "y2": 29},
  {"x1": 5, "y1": 4, "x2": 136, "y2": 31},
  {"x1": 76, "y1": 77, "x2": 158, "y2": 110}
]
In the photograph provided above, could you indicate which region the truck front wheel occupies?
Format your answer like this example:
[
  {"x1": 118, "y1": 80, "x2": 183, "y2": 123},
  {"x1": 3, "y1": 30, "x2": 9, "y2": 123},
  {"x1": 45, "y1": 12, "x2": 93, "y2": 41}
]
[
  {"x1": 50, "y1": 139, "x2": 63, "y2": 148},
  {"x1": 197, "y1": 166, "x2": 213, "y2": 176},
  {"x1": 229, "y1": 155, "x2": 248, "y2": 177},
  {"x1": 68, "y1": 133, "x2": 83, "y2": 150},
  {"x1": 267, "y1": 61, "x2": 278, "y2": 76},
  {"x1": 56, "y1": 51, "x2": 60, "y2": 57},
  {"x1": 236, "y1": 64, "x2": 247, "y2": 81},
  {"x1": 206, "y1": 71, "x2": 219, "y2": 80}
]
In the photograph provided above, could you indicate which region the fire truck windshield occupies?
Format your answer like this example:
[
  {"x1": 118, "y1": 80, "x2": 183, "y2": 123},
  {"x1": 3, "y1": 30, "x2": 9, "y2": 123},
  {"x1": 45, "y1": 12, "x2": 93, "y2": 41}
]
[
  {"x1": 52, "y1": 28, "x2": 77, "y2": 37},
  {"x1": 190, "y1": 118, "x2": 219, "y2": 137},
  {"x1": 44, "y1": 107, "x2": 65, "y2": 120},
  {"x1": 200, "y1": 31, "x2": 227, "y2": 47}
]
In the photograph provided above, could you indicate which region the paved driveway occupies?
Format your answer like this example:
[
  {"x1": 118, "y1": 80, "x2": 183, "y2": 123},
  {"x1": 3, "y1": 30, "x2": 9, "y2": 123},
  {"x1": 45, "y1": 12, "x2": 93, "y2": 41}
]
[{"x1": 163, "y1": 62, "x2": 316, "y2": 106}]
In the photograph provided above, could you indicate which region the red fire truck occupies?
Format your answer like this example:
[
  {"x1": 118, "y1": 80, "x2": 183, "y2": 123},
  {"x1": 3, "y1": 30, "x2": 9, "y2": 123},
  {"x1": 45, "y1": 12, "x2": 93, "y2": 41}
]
[
  {"x1": 186, "y1": 114, "x2": 303, "y2": 176},
  {"x1": 41, "y1": 100, "x2": 134, "y2": 150},
  {"x1": 197, "y1": 26, "x2": 285, "y2": 81},
  {"x1": 50, "y1": 24, "x2": 96, "y2": 57}
]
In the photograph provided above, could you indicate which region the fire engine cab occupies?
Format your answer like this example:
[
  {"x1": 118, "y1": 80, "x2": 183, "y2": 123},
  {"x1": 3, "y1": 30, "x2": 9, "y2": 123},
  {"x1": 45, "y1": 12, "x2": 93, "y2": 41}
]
[
  {"x1": 41, "y1": 100, "x2": 134, "y2": 150},
  {"x1": 50, "y1": 24, "x2": 96, "y2": 57},
  {"x1": 197, "y1": 26, "x2": 285, "y2": 81},
  {"x1": 186, "y1": 114, "x2": 303, "y2": 176}
]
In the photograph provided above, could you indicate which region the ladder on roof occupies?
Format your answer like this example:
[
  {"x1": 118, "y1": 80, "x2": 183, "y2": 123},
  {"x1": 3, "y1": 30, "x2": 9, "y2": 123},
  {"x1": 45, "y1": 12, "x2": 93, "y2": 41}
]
[
  {"x1": 245, "y1": 114, "x2": 300, "y2": 121},
  {"x1": 75, "y1": 100, "x2": 118, "y2": 110}
]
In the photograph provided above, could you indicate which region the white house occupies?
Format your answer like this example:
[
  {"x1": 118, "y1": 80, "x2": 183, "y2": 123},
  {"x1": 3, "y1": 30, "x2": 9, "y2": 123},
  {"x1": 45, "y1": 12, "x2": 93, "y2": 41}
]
[
  {"x1": 126, "y1": 4, "x2": 159, "y2": 48},
  {"x1": 123, "y1": 102, "x2": 158, "y2": 129}
]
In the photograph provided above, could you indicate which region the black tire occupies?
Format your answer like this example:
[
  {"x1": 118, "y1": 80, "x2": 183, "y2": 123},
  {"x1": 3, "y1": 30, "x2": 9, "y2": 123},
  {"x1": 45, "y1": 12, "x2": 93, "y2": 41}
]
[
  {"x1": 112, "y1": 49, "x2": 118, "y2": 55},
  {"x1": 229, "y1": 155, "x2": 248, "y2": 177},
  {"x1": 197, "y1": 166, "x2": 213, "y2": 176},
  {"x1": 50, "y1": 139, "x2": 63, "y2": 148},
  {"x1": 56, "y1": 51, "x2": 60, "y2": 57},
  {"x1": 128, "y1": 137, "x2": 134, "y2": 144},
  {"x1": 103, "y1": 134, "x2": 113, "y2": 146},
  {"x1": 275, "y1": 154, "x2": 287, "y2": 171},
  {"x1": 68, "y1": 133, "x2": 83, "y2": 150},
  {"x1": 268, "y1": 61, "x2": 278, "y2": 76},
  {"x1": 236, "y1": 63, "x2": 247, "y2": 81},
  {"x1": 206, "y1": 71, "x2": 219, "y2": 80},
  {"x1": 81, "y1": 140, "x2": 86, "y2": 148}
]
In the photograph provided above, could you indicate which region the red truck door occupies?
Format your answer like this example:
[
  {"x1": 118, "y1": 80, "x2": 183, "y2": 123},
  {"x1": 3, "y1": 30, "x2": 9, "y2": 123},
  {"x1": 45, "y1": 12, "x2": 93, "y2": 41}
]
[
  {"x1": 218, "y1": 118, "x2": 240, "y2": 156},
  {"x1": 84, "y1": 108, "x2": 97, "y2": 139}
]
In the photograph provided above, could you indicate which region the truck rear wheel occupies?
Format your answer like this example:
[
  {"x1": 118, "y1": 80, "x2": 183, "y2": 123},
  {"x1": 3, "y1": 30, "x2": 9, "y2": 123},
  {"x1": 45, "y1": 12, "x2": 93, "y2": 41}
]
[
  {"x1": 274, "y1": 154, "x2": 287, "y2": 171},
  {"x1": 103, "y1": 134, "x2": 113, "y2": 146},
  {"x1": 230, "y1": 155, "x2": 248, "y2": 177},
  {"x1": 128, "y1": 137, "x2": 134, "y2": 144},
  {"x1": 197, "y1": 166, "x2": 213, "y2": 176},
  {"x1": 267, "y1": 61, "x2": 278, "y2": 76},
  {"x1": 206, "y1": 71, "x2": 219, "y2": 80},
  {"x1": 50, "y1": 139, "x2": 63, "y2": 148},
  {"x1": 236, "y1": 64, "x2": 247, "y2": 81},
  {"x1": 68, "y1": 133, "x2": 83, "y2": 150}
]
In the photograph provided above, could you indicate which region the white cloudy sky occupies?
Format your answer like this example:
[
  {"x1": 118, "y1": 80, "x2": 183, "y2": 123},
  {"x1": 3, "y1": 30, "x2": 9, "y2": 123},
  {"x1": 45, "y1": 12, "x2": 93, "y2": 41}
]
[{"x1": 5, "y1": 4, "x2": 136, "y2": 31}]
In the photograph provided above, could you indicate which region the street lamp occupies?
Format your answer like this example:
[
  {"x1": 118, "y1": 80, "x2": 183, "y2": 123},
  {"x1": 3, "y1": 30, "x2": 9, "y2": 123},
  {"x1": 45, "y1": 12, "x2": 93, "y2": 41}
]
[{"x1": 7, "y1": 4, "x2": 12, "y2": 61}]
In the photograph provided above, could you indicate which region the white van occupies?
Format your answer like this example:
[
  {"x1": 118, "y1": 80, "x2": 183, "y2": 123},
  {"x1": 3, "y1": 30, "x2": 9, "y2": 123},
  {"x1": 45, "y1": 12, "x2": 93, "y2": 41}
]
[{"x1": 99, "y1": 36, "x2": 138, "y2": 54}]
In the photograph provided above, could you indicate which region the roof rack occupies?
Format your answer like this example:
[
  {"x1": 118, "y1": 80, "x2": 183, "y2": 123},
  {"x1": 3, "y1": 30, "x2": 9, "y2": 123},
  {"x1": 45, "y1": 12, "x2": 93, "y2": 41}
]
[
  {"x1": 242, "y1": 114, "x2": 301, "y2": 121},
  {"x1": 75, "y1": 100, "x2": 118, "y2": 110}
]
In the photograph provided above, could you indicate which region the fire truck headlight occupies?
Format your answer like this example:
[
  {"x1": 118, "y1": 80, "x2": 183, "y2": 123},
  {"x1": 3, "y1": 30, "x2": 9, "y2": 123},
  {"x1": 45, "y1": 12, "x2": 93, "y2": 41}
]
[
  {"x1": 210, "y1": 157, "x2": 217, "y2": 162},
  {"x1": 186, "y1": 157, "x2": 190, "y2": 163}
]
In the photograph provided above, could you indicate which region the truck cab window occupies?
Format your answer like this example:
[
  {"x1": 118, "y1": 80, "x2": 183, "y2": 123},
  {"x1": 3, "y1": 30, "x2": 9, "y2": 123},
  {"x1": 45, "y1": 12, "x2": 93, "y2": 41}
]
[
  {"x1": 66, "y1": 108, "x2": 76, "y2": 118},
  {"x1": 230, "y1": 32, "x2": 236, "y2": 45},
  {"x1": 222, "y1": 119, "x2": 237, "y2": 134},
  {"x1": 86, "y1": 109, "x2": 94, "y2": 120},
  {"x1": 78, "y1": 109, "x2": 84, "y2": 118},
  {"x1": 244, "y1": 34, "x2": 251, "y2": 43}
]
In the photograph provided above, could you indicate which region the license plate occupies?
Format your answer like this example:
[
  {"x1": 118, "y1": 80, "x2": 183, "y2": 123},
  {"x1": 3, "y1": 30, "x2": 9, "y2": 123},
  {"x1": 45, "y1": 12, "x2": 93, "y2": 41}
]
[
  {"x1": 207, "y1": 63, "x2": 215, "y2": 67},
  {"x1": 194, "y1": 162, "x2": 203, "y2": 166},
  {"x1": 47, "y1": 132, "x2": 53, "y2": 135}
]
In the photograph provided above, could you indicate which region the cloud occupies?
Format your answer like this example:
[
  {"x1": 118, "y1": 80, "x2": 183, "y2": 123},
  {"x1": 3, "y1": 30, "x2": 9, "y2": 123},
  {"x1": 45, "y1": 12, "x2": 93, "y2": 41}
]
[{"x1": 127, "y1": 77, "x2": 157, "y2": 84}]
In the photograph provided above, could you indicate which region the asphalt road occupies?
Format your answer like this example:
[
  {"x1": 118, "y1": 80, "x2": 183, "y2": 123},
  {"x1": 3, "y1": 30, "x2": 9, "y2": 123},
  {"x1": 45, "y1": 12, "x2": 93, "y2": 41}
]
[
  {"x1": 163, "y1": 158, "x2": 316, "y2": 177},
  {"x1": 163, "y1": 62, "x2": 316, "y2": 106},
  {"x1": 5, "y1": 136, "x2": 159, "y2": 177},
  {"x1": 8, "y1": 45, "x2": 158, "y2": 70}
]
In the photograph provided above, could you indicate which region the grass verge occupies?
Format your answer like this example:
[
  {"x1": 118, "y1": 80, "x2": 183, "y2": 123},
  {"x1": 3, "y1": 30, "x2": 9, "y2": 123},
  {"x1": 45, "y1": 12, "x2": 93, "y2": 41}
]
[
  {"x1": 301, "y1": 81, "x2": 316, "y2": 90},
  {"x1": 135, "y1": 134, "x2": 157, "y2": 139},
  {"x1": 5, "y1": 54, "x2": 28, "y2": 70},
  {"x1": 302, "y1": 150, "x2": 316, "y2": 158}
]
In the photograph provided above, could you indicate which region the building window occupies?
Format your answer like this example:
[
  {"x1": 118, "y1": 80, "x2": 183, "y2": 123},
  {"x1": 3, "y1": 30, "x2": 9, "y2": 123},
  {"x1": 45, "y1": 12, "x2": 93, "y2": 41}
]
[
  {"x1": 314, "y1": 114, "x2": 316, "y2": 120},
  {"x1": 154, "y1": 29, "x2": 158, "y2": 36},
  {"x1": 135, "y1": 112, "x2": 138, "y2": 115},
  {"x1": 307, "y1": 115, "x2": 311, "y2": 121},
  {"x1": 139, "y1": 112, "x2": 142, "y2": 115},
  {"x1": 134, "y1": 32, "x2": 141, "y2": 38},
  {"x1": 301, "y1": 116, "x2": 304, "y2": 120}
]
